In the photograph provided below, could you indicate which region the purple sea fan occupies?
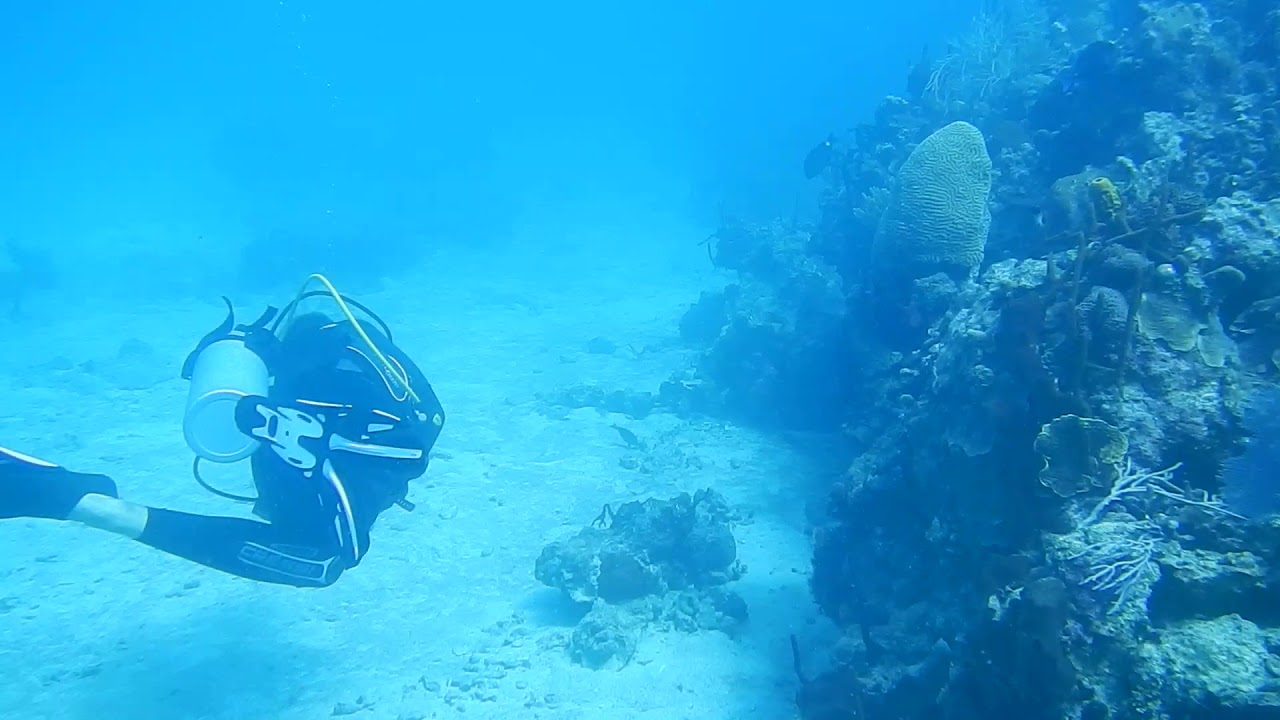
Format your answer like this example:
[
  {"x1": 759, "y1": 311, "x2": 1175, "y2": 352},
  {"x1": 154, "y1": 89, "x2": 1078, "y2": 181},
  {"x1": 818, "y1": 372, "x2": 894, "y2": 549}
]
[{"x1": 1222, "y1": 384, "x2": 1280, "y2": 519}]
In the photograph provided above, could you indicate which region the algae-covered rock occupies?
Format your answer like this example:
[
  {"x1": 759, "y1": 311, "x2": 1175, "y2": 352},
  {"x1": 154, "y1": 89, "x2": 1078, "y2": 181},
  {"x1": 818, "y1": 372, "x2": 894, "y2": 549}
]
[
  {"x1": 1136, "y1": 615, "x2": 1280, "y2": 711},
  {"x1": 569, "y1": 602, "x2": 642, "y2": 669},
  {"x1": 538, "y1": 489, "x2": 749, "y2": 670},
  {"x1": 567, "y1": 588, "x2": 749, "y2": 670},
  {"x1": 1200, "y1": 193, "x2": 1280, "y2": 300},
  {"x1": 534, "y1": 488, "x2": 742, "y2": 605}
]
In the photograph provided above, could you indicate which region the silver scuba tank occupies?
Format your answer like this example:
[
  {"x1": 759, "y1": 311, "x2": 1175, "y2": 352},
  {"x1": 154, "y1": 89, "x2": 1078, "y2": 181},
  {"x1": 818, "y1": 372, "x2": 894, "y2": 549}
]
[{"x1": 181, "y1": 304, "x2": 271, "y2": 464}]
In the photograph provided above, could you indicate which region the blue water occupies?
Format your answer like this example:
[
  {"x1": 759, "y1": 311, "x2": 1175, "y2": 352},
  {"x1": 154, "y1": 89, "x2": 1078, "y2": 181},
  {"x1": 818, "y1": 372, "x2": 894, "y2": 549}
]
[{"x1": 1, "y1": 1, "x2": 972, "y2": 718}]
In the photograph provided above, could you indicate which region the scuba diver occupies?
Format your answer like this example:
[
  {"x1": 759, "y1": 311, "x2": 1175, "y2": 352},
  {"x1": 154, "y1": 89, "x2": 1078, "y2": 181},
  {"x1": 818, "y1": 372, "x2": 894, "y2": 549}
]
[{"x1": 0, "y1": 275, "x2": 445, "y2": 588}]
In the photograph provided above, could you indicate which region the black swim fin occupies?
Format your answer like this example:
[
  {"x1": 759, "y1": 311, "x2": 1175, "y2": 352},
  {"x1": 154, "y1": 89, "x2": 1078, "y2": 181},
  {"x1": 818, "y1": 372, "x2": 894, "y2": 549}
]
[{"x1": 0, "y1": 447, "x2": 118, "y2": 521}]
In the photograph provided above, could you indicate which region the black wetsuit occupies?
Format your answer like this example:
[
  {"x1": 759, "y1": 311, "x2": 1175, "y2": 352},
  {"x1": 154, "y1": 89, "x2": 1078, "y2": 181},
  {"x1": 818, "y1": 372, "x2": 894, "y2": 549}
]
[{"x1": 1, "y1": 315, "x2": 444, "y2": 588}]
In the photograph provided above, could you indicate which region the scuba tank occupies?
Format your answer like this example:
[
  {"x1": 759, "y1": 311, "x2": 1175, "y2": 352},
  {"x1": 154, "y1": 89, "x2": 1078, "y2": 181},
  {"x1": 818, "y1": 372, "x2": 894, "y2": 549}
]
[{"x1": 180, "y1": 297, "x2": 275, "y2": 464}]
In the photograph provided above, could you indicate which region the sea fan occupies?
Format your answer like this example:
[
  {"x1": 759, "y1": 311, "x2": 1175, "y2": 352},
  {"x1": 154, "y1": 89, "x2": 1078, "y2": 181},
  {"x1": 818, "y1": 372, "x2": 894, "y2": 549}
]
[{"x1": 1222, "y1": 384, "x2": 1280, "y2": 519}]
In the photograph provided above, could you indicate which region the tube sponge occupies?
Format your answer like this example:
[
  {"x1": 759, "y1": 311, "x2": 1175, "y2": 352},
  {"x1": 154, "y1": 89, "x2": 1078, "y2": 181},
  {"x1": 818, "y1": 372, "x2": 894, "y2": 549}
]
[{"x1": 872, "y1": 121, "x2": 993, "y2": 281}]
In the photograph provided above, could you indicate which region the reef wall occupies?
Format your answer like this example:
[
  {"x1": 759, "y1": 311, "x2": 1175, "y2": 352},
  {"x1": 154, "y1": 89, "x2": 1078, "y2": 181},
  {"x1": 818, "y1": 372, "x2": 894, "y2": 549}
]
[{"x1": 671, "y1": 0, "x2": 1280, "y2": 717}]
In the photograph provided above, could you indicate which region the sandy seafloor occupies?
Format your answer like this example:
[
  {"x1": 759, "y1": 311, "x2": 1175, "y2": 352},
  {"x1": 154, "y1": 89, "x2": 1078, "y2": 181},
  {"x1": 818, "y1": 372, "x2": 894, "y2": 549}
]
[{"x1": 0, "y1": 233, "x2": 839, "y2": 720}]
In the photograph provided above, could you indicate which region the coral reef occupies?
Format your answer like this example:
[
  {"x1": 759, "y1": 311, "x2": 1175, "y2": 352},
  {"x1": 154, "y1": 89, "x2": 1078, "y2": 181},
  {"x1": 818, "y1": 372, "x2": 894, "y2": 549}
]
[{"x1": 667, "y1": 0, "x2": 1280, "y2": 716}]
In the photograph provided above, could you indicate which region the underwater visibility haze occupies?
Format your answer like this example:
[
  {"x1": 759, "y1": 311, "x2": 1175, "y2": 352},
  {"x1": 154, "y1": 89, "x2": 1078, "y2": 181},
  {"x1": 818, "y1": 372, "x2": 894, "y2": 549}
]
[{"x1": 3, "y1": 0, "x2": 1280, "y2": 718}]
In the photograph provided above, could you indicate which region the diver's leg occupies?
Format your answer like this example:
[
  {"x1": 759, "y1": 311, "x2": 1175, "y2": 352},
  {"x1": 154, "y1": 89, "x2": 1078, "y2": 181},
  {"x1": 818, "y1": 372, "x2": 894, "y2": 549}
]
[
  {"x1": 136, "y1": 507, "x2": 345, "y2": 587},
  {"x1": 71, "y1": 497, "x2": 343, "y2": 586},
  {"x1": 67, "y1": 493, "x2": 147, "y2": 537},
  {"x1": 2, "y1": 447, "x2": 343, "y2": 587}
]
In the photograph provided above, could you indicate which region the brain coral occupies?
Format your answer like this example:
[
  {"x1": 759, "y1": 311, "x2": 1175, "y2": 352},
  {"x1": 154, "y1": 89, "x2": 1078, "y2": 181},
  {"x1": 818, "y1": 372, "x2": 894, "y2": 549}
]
[{"x1": 872, "y1": 121, "x2": 993, "y2": 281}]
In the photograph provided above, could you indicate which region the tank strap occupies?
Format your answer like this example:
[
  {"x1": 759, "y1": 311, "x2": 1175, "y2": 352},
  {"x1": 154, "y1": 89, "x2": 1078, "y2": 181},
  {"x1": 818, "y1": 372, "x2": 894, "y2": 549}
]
[
  {"x1": 180, "y1": 299, "x2": 281, "y2": 381},
  {"x1": 241, "y1": 307, "x2": 284, "y2": 372}
]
